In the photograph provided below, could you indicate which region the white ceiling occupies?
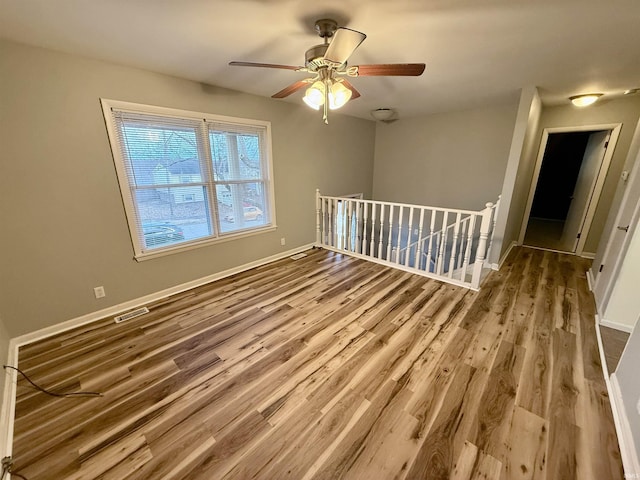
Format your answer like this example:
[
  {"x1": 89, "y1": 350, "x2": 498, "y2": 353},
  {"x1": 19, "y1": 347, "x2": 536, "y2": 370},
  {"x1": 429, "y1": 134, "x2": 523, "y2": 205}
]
[{"x1": 2, "y1": 0, "x2": 639, "y2": 120}]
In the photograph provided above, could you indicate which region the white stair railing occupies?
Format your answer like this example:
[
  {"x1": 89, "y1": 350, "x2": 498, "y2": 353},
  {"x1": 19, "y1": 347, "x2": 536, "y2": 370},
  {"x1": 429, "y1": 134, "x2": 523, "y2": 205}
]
[{"x1": 315, "y1": 189, "x2": 499, "y2": 290}]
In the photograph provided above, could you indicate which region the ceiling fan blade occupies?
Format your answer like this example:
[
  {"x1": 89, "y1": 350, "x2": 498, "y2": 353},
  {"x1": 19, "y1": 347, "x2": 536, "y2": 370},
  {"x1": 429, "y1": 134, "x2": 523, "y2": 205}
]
[
  {"x1": 341, "y1": 79, "x2": 361, "y2": 100},
  {"x1": 229, "y1": 61, "x2": 303, "y2": 71},
  {"x1": 324, "y1": 28, "x2": 367, "y2": 65},
  {"x1": 355, "y1": 63, "x2": 426, "y2": 76},
  {"x1": 272, "y1": 80, "x2": 310, "y2": 99}
]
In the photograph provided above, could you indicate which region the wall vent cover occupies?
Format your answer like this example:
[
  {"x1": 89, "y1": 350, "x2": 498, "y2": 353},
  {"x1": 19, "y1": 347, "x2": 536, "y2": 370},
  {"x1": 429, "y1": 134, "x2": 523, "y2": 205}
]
[
  {"x1": 290, "y1": 253, "x2": 308, "y2": 260},
  {"x1": 114, "y1": 307, "x2": 149, "y2": 323}
]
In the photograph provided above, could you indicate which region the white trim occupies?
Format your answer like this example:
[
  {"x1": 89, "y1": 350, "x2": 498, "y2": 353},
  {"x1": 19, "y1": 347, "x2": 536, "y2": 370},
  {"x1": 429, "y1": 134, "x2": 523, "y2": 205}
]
[
  {"x1": 610, "y1": 374, "x2": 640, "y2": 477},
  {"x1": 100, "y1": 98, "x2": 277, "y2": 260},
  {"x1": 592, "y1": 123, "x2": 640, "y2": 316},
  {"x1": 599, "y1": 318, "x2": 635, "y2": 333},
  {"x1": 12, "y1": 243, "x2": 314, "y2": 348},
  {"x1": 316, "y1": 244, "x2": 481, "y2": 291},
  {"x1": 594, "y1": 316, "x2": 640, "y2": 478},
  {"x1": 0, "y1": 340, "x2": 19, "y2": 462},
  {"x1": 580, "y1": 251, "x2": 596, "y2": 259},
  {"x1": 133, "y1": 225, "x2": 277, "y2": 262},
  {"x1": 518, "y1": 124, "x2": 622, "y2": 254},
  {"x1": 587, "y1": 268, "x2": 595, "y2": 291}
]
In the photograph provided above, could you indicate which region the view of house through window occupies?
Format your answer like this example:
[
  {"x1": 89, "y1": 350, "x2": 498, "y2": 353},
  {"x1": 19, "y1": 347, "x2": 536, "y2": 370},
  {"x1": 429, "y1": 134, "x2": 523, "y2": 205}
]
[{"x1": 102, "y1": 100, "x2": 274, "y2": 258}]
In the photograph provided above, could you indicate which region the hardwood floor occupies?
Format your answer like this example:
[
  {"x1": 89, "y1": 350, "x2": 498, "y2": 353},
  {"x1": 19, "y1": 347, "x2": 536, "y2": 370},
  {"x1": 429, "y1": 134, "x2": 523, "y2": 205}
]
[
  {"x1": 599, "y1": 326, "x2": 630, "y2": 373},
  {"x1": 11, "y1": 247, "x2": 623, "y2": 479}
]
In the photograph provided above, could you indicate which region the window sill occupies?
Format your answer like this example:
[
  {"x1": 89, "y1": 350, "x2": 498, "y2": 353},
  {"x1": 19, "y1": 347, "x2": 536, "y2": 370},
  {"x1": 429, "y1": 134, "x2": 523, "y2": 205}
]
[{"x1": 134, "y1": 224, "x2": 277, "y2": 262}]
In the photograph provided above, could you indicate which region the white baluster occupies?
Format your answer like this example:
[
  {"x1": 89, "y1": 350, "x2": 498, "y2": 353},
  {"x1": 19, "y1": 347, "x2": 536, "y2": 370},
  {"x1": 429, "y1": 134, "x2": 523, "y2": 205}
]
[
  {"x1": 345, "y1": 200, "x2": 352, "y2": 251},
  {"x1": 320, "y1": 197, "x2": 327, "y2": 245},
  {"x1": 361, "y1": 202, "x2": 368, "y2": 255},
  {"x1": 426, "y1": 209, "x2": 436, "y2": 271},
  {"x1": 436, "y1": 211, "x2": 448, "y2": 275},
  {"x1": 405, "y1": 207, "x2": 415, "y2": 267},
  {"x1": 331, "y1": 199, "x2": 337, "y2": 247},
  {"x1": 386, "y1": 205, "x2": 395, "y2": 261},
  {"x1": 315, "y1": 189, "x2": 321, "y2": 245},
  {"x1": 378, "y1": 203, "x2": 385, "y2": 259},
  {"x1": 370, "y1": 203, "x2": 377, "y2": 257},
  {"x1": 395, "y1": 205, "x2": 404, "y2": 264},
  {"x1": 342, "y1": 200, "x2": 348, "y2": 251},
  {"x1": 462, "y1": 214, "x2": 477, "y2": 282},
  {"x1": 457, "y1": 217, "x2": 468, "y2": 270},
  {"x1": 448, "y1": 212, "x2": 462, "y2": 278},
  {"x1": 485, "y1": 195, "x2": 501, "y2": 268},
  {"x1": 414, "y1": 208, "x2": 426, "y2": 269}
]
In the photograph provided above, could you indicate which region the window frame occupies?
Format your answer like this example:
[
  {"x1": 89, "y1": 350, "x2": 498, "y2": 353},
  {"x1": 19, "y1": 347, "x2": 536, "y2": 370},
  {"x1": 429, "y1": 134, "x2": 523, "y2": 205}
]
[{"x1": 101, "y1": 99, "x2": 277, "y2": 261}]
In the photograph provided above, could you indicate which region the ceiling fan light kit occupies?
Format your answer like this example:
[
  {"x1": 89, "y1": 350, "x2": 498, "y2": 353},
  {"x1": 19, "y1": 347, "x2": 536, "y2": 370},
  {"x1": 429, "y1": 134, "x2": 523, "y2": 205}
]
[
  {"x1": 229, "y1": 18, "x2": 425, "y2": 124},
  {"x1": 569, "y1": 93, "x2": 603, "y2": 107}
]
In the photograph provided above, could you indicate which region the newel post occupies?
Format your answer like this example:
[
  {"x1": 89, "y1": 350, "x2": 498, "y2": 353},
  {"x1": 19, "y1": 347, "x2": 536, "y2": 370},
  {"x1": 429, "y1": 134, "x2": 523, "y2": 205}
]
[
  {"x1": 485, "y1": 195, "x2": 501, "y2": 268},
  {"x1": 471, "y1": 202, "x2": 494, "y2": 289},
  {"x1": 315, "y1": 189, "x2": 322, "y2": 246}
]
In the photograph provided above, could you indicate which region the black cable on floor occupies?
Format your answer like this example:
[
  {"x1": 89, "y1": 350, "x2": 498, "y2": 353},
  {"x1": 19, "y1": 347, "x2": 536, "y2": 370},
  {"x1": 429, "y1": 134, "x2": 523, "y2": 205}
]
[
  {"x1": 2, "y1": 457, "x2": 28, "y2": 479},
  {"x1": 3, "y1": 365, "x2": 103, "y2": 398}
]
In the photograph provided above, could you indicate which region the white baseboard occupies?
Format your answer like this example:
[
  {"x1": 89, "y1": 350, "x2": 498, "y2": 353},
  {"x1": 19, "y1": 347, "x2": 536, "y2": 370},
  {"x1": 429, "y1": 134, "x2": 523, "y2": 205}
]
[
  {"x1": 610, "y1": 374, "x2": 640, "y2": 477},
  {"x1": 0, "y1": 243, "x2": 315, "y2": 461},
  {"x1": 586, "y1": 268, "x2": 595, "y2": 292},
  {"x1": 580, "y1": 251, "x2": 596, "y2": 259},
  {"x1": 13, "y1": 243, "x2": 315, "y2": 348},
  {"x1": 595, "y1": 312, "x2": 640, "y2": 477},
  {"x1": 600, "y1": 318, "x2": 635, "y2": 333},
  {"x1": 0, "y1": 340, "x2": 19, "y2": 462}
]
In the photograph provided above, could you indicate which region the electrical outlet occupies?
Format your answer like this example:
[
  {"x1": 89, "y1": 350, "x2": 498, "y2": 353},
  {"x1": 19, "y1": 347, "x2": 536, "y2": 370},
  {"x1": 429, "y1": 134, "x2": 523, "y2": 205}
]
[
  {"x1": 637, "y1": 397, "x2": 640, "y2": 416},
  {"x1": 94, "y1": 286, "x2": 106, "y2": 299},
  {"x1": 414, "y1": 229, "x2": 419, "y2": 235},
  {"x1": 280, "y1": 237, "x2": 286, "y2": 246}
]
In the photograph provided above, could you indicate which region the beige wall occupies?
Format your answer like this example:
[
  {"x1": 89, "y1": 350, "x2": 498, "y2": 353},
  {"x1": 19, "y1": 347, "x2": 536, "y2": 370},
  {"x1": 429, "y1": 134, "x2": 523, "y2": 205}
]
[
  {"x1": 537, "y1": 97, "x2": 640, "y2": 253},
  {"x1": 0, "y1": 40, "x2": 375, "y2": 336},
  {"x1": 372, "y1": 103, "x2": 518, "y2": 210},
  {"x1": 496, "y1": 87, "x2": 542, "y2": 262}
]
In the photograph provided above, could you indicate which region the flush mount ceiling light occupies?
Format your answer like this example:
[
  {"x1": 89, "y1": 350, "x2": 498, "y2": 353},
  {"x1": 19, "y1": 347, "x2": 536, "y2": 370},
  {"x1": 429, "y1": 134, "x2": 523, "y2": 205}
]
[
  {"x1": 569, "y1": 93, "x2": 603, "y2": 107},
  {"x1": 370, "y1": 108, "x2": 395, "y2": 122},
  {"x1": 229, "y1": 19, "x2": 425, "y2": 124}
]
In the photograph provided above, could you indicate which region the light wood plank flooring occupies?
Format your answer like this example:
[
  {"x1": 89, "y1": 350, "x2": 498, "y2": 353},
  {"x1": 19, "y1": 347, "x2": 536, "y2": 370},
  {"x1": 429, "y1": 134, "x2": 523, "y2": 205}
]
[
  {"x1": 600, "y1": 326, "x2": 630, "y2": 374},
  {"x1": 12, "y1": 247, "x2": 623, "y2": 479}
]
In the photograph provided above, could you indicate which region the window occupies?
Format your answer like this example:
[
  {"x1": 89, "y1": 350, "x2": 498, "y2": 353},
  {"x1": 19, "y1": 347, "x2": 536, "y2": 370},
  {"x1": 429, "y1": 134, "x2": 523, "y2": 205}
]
[{"x1": 101, "y1": 100, "x2": 275, "y2": 259}]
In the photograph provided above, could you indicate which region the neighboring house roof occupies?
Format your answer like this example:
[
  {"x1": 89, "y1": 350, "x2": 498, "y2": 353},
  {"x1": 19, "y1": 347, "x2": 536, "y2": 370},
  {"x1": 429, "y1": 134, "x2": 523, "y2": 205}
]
[{"x1": 166, "y1": 160, "x2": 200, "y2": 175}]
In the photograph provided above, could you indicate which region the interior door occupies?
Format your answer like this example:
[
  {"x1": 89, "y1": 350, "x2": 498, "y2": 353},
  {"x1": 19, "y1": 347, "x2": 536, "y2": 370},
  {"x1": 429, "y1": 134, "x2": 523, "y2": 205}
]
[{"x1": 559, "y1": 131, "x2": 610, "y2": 252}]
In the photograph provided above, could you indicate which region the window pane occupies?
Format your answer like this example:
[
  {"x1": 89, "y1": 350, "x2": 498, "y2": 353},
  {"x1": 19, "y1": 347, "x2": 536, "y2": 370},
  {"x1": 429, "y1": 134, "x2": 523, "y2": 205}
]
[
  {"x1": 209, "y1": 131, "x2": 263, "y2": 181},
  {"x1": 105, "y1": 100, "x2": 275, "y2": 257},
  {"x1": 135, "y1": 187, "x2": 213, "y2": 249},
  {"x1": 217, "y1": 182, "x2": 268, "y2": 234},
  {"x1": 120, "y1": 122, "x2": 203, "y2": 186}
]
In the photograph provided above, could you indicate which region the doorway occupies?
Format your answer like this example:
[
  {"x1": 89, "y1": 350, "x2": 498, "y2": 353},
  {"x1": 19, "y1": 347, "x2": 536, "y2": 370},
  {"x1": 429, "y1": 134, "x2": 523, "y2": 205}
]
[{"x1": 519, "y1": 124, "x2": 621, "y2": 255}]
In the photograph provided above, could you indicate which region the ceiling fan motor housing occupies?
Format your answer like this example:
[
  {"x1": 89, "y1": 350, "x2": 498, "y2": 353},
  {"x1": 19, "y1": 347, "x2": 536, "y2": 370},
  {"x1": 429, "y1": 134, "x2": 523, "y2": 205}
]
[
  {"x1": 314, "y1": 19, "x2": 338, "y2": 39},
  {"x1": 305, "y1": 44, "x2": 331, "y2": 71}
]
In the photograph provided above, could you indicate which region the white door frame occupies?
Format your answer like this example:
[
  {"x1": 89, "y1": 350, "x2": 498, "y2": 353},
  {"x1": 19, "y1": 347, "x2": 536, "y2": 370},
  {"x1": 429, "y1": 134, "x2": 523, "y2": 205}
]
[
  {"x1": 592, "y1": 120, "x2": 640, "y2": 315},
  {"x1": 518, "y1": 123, "x2": 622, "y2": 255}
]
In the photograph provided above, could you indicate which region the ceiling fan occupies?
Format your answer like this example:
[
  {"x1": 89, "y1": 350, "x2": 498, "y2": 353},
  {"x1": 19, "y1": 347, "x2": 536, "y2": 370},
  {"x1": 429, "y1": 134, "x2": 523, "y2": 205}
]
[{"x1": 229, "y1": 19, "x2": 426, "y2": 124}]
